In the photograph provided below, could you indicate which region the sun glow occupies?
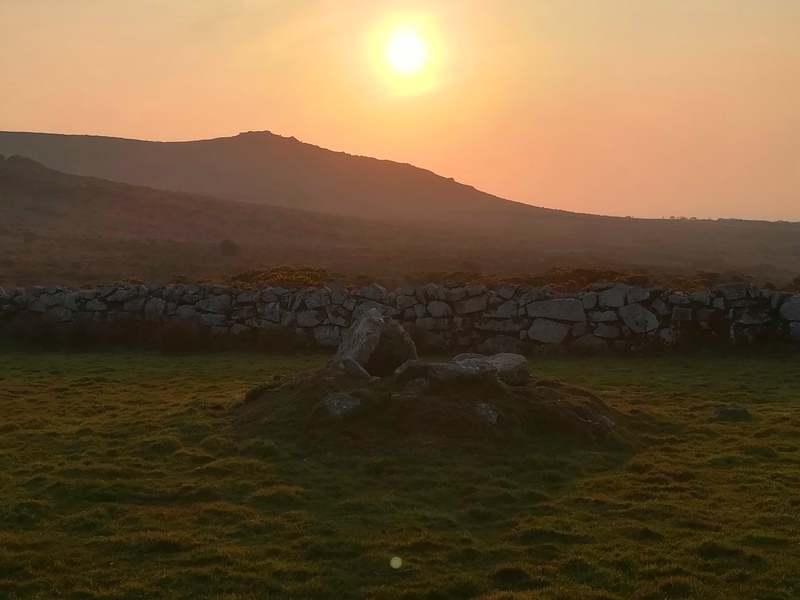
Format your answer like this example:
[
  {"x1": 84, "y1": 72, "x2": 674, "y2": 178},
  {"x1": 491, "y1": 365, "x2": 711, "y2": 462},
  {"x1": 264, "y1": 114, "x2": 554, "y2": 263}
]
[
  {"x1": 386, "y1": 26, "x2": 428, "y2": 74},
  {"x1": 368, "y1": 17, "x2": 444, "y2": 96}
]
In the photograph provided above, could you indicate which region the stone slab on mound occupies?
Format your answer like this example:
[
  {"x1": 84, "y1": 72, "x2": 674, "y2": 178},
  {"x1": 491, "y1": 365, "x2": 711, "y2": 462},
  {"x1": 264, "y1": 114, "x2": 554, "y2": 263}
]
[
  {"x1": 395, "y1": 352, "x2": 529, "y2": 387},
  {"x1": 237, "y1": 361, "x2": 618, "y2": 454},
  {"x1": 333, "y1": 308, "x2": 417, "y2": 378},
  {"x1": 238, "y1": 311, "x2": 616, "y2": 453}
]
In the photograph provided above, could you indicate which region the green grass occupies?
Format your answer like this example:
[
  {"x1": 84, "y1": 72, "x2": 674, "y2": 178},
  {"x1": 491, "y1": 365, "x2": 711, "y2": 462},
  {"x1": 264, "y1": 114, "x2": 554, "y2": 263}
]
[{"x1": 0, "y1": 348, "x2": 799, "y2": 599}]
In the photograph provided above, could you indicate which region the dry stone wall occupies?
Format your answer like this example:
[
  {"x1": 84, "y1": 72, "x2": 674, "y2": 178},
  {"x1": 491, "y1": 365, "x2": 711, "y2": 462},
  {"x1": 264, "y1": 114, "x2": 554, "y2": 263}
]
[{"x1": 2, "y1": 281, "x2": 799, "y2": 352}]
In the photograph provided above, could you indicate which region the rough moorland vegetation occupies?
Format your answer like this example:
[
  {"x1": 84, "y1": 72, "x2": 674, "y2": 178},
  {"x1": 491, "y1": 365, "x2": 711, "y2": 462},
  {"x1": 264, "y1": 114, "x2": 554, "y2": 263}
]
[
  {"x1": 0, "y1": 349, "x2": 798, "y2": 599},
  {"x1": 2, "y1": 153, "x2": 800, "y2": 288}
]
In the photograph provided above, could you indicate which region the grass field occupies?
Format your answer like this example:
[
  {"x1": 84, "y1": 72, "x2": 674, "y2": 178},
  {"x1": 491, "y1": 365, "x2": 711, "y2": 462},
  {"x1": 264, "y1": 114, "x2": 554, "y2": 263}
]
[{"x1": 0, "y1": 348, "x2": 798, "y2": 600}]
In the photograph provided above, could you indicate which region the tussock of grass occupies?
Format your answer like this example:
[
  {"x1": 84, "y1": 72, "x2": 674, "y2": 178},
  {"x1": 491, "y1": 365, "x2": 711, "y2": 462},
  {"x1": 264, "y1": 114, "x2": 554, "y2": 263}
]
[{"x1": 0, "y1": 349, "x2": 798, "y2": 599}]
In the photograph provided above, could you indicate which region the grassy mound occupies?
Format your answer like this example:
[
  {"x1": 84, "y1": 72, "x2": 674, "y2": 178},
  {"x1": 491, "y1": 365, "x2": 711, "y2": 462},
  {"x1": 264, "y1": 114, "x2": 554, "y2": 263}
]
[{"x1": 237, "y1": 364, "x2": 623, "y2": 455}]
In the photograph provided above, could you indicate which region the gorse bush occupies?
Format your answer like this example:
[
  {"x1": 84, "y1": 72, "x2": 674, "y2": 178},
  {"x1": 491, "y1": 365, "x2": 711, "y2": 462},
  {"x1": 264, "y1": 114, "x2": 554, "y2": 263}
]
[{"x1": 228, "y1": 266, "x2": 341, "y2": 288}]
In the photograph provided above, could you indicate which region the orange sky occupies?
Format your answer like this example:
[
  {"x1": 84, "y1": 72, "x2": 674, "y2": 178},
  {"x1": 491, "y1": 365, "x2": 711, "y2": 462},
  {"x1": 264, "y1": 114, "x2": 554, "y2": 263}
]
[{"x1": 1, "y1": 0, "x2": 799, "y2": 221}]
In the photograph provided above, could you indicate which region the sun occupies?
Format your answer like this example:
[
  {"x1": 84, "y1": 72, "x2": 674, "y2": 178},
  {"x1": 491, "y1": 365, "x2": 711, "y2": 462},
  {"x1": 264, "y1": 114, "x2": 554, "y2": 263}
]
[{"x1": 385, "y1": 26, "x2": 429, "y2": 75}]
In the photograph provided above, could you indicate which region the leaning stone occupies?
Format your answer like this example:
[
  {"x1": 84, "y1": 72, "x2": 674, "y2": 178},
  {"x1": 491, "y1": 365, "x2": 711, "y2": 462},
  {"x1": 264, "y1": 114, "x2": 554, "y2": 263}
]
[
  {"x1": 619, "y1": 304, "x2": 659, "y2": 334},
  {"x1": 482, "y1": 353, "x2": 529, "y2": 386},
  {"x1": 528, "y1": 319, "x2": 570, "y2": 344},
  {"x1": 324, "y1": 393, "x2": 361, "y2": 417},
  {"x1": 713, "y1": 407, "x2": 750, "y2": 421},
  {"x1": 427, "y1": 359, "x2": 498, "y2": 383},
  {"x1": 337, "y1": 358, "x2": 372, "y2": 380},
  {"x1": 475, "y1": 402, "x2": 498, "y2": 424},
  {"x1": 334, "y1": 308, "x2": 418, "y2": 377}
]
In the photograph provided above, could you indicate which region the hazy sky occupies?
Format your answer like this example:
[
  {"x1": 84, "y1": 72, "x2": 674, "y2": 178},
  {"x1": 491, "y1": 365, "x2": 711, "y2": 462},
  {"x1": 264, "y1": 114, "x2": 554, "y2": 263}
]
[{"x1": 1, "y1": 0, "x2": 799, "y2": 220}]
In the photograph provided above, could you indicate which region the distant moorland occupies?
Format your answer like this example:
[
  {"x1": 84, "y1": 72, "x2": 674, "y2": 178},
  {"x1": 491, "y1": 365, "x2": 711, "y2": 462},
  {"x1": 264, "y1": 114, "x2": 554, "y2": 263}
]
[{"x1": 1, "y1": 132, "x2": 799, "y2": 287}]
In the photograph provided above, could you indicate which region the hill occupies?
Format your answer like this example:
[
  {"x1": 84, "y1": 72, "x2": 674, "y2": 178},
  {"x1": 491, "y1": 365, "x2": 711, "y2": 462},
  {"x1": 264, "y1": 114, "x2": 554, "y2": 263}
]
[
  {"x1": 1, "y1": 140, "x2": 800, "y2": 287},
  {"x1": 0, "y1": 130, "x2": 542, "y2": 224},
  {"x1": 0, "y1": 155, "x2": 458, "y2": 285}
]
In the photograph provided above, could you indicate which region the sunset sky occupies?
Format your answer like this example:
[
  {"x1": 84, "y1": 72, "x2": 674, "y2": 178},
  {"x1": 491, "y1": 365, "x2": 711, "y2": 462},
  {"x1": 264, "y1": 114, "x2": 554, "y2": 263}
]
[{"x1": 1, "y1": 0, "x2": 799, "y2": 221}]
